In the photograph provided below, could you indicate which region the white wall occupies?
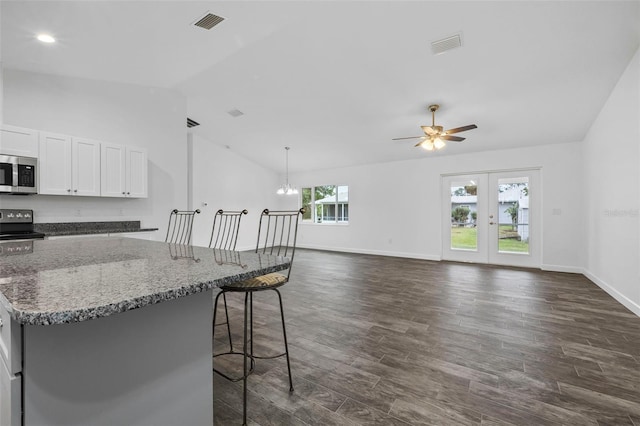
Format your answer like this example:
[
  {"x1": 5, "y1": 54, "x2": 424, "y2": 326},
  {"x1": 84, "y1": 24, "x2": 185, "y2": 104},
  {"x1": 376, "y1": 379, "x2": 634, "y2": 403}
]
[
  {"x1": 1, "y1": 69, "x2": 188, "y2": 240},
  {"x1": 583, "y1": 48, "x2": 640, "y2": 315},
  {"x1": 189, "y1": 133, "x2": 282, "y2": 249},
  {"x1": 283, "y1": 142, "x2": 584, "y2": 271},
  {"x1": 0, "y1": 3, "x2": 4, "y2": 124}
]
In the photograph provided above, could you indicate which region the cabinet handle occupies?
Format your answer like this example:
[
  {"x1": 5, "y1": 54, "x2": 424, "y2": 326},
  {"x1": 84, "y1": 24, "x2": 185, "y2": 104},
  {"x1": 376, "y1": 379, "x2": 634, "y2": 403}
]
[
  {"x1": 127, "y1": 192, "x2": 130, "y2": 195},
  {"x1": 67, "y1": 189, "x2": 71, "y2": 192},
  {"x1": 74, "y1": 189, "x2": 78, "y2": 193},
  {"x1": 122, "y1": 192, "x2": 126, "y2": 195},
  {"x1": 0, "y1": 318, "x2": 3, "y2": 328}
]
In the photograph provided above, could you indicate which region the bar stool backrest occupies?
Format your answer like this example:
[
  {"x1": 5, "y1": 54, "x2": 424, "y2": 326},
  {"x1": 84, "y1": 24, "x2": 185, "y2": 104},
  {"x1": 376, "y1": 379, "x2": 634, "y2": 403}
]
[
  {"x1": 209, "y1": 209, "x2": 248, "y2": 250},
  {"x1": 254, "y1": 208, "x2": 304, "y2": 280},
  {"x1": 165, "y1": 209, "x2": 200, "y2": 244}
]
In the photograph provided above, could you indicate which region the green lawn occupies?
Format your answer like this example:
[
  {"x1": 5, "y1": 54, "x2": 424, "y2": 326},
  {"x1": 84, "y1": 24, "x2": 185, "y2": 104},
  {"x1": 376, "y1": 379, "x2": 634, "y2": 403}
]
[
  {"x1": 450, "y1": 227, "x2": 477, "y2": 250},
  {"x1": 451, "y1": 226, "x2": 529, "y2": 253}
]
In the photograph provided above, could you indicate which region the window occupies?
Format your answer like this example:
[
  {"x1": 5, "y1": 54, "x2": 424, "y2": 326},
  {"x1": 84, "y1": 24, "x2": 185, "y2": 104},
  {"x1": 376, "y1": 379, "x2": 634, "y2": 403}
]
[{"x1": 301, "y1": 185, "x2": 348, "y2": 224}]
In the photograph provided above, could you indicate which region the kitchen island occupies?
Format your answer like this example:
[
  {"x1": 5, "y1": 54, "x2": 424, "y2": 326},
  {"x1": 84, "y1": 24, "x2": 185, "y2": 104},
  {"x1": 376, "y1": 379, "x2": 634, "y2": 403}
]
[{"x1": 0, "y1": 237, "x2": 290, "y2": 425}]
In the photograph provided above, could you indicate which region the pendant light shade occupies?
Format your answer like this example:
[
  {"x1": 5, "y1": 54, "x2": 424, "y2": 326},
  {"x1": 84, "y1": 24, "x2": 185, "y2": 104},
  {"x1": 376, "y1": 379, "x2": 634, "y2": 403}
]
[{"x1": 277, "y1": 147, "x2": 298, "y2": 195}]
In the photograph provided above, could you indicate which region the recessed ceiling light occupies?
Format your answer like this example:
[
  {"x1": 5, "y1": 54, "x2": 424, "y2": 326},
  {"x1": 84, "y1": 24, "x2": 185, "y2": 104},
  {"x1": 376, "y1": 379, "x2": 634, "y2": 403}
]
[{"x1": 36, "y1": 34, "x2": 56, "y2": 43}]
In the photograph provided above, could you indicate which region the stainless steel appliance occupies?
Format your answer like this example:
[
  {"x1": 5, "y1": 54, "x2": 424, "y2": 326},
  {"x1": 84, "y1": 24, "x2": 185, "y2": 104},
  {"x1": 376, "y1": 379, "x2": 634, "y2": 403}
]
[
  {"x1": 0, "y1": 155, "x2": 38, "y2": 194},
  {"x1": 0, "y1": 209, "x2": 45, "y2": 241}
]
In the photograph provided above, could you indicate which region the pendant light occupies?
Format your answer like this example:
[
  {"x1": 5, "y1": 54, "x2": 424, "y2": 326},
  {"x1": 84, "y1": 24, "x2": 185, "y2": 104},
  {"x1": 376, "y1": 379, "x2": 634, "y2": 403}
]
[{"x1": 276, "y1": 147, "x2": 298, "y2": 195}]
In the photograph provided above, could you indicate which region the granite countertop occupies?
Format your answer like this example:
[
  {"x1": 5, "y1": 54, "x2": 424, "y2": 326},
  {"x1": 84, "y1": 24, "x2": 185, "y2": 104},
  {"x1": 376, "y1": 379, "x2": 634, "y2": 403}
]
[
  {"x1": 0, "y1": 238, "x2": 289, "y2": 326},
  {"x1": 34, "y1": 221, "x2": 158, "y2": 237}
]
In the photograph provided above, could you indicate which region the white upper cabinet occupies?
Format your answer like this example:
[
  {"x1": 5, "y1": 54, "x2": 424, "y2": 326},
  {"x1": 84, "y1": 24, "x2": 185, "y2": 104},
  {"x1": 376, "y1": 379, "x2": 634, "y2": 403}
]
[
  {"x1": 39, "y1": 132, "x2": 72, "y2": 195},
  {"x1": 100, "y1": 143, "x2": 125, "y2": 197},
  {"x1": 101, "y1": 143, "x2": 147, "y2": 198},
  {"x1": 72, "y1": 138, "x2": 101, "y2": 196},
  {"x1": 39, "y1": 133, "x2": 101, "y2": 196},
  {"x1": 126, "y1": 146, "x2": 148, "y2": 198},
  {"x1": 0, "y1": 125, "x2": 39, "y2": 157}
]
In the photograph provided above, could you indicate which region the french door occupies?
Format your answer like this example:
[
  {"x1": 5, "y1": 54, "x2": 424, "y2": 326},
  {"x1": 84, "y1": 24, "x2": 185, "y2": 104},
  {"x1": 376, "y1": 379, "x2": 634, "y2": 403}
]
[{"x1": 441, "y1": 169, "x2": 540, "y2": 268}]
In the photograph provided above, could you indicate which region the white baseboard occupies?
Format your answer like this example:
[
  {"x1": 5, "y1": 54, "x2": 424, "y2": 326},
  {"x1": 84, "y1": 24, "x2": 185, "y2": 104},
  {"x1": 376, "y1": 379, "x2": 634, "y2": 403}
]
[
  {"x1": 583, "y1": 269, "x2": 640, "y2": 317},
  {"x1": 296, "y1": 243, "x2": 441, "y2": 261},
  {"x1": 540, "y1": 264, "x2": 584, "y2": 274}
]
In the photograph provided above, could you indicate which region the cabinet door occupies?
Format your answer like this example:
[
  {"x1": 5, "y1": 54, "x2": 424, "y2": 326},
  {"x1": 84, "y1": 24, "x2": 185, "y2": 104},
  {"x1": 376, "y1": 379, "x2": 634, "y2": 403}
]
[
  {"x1": 39, "y1": 132, "x2": 72, "y2": 195},
  {"x1": 0, "y1": 125, "x2": 39, "y2": 157},
  {"x1": 0, "y1": 358, "x2": 21, "y2": 426},
  {"x1": 72, "y1": 137, "x2": 101, "y2": 196},
  {"x1": 101, "y1": 142, "x2": 126, "y2": 197},
  {"x1": 126, "y1": 146, "x2": 148, "y2": 198}
]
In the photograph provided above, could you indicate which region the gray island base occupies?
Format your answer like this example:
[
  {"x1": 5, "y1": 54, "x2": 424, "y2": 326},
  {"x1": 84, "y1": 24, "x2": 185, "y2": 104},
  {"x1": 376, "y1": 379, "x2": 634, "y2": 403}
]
[{"x1": 0, "y1": 237, "x2": 290, "y2": 425}]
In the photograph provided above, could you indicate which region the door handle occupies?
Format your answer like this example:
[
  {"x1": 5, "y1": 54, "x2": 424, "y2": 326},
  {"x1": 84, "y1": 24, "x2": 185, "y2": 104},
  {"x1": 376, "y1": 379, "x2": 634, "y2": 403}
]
[{"x1": 489, "y1": 221, "x2": 495, "y2": 225}]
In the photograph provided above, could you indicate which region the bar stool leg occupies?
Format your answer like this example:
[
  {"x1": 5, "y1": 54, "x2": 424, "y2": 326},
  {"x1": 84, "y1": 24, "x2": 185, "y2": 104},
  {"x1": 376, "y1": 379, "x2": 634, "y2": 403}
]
[
  {"x1": 242, "y1": 292, "x2": 250, "y2": 426},
  {"x1": 212, "y1": 291, "x2": 223, "y2": 351},
  {"x1": 274, "y1": 289, "x2": 294, "y2": 392},
  {"x1": 222, "y1": 293, "x2": 234, "y2": 352},
  {"x1": 249, "y1": 292, "x2": 255, "y2": 372}
]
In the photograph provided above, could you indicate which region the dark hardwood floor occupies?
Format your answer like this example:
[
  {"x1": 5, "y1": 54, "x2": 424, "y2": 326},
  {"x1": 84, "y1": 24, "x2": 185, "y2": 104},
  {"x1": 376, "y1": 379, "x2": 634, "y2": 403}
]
[{"x1": 213, "y1": 249, "x2": 640, "y2": 425}]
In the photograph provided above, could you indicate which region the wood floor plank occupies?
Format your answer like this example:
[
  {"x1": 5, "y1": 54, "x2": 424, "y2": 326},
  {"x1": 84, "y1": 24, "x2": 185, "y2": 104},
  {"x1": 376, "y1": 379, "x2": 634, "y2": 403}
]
[
  {"x1": 469, "y1": 381, "x2": 599, "y2": 425},
  {"x1": 212, "y1": 249, "x2": 640, "y2": 425},
  {"x1": 336, "y1": 397, "x2": 412, "y2": 425}
]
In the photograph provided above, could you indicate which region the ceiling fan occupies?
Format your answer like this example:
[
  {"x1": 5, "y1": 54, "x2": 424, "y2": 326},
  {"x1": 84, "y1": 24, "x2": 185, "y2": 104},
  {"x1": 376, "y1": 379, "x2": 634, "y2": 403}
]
[{"x1": 393, "y1": 104, "x2": 477, "y2": 151}]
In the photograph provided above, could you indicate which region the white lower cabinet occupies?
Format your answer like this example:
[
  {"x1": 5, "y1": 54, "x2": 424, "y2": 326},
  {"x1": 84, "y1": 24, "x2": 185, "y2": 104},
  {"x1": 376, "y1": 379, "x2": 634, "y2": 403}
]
[
  {"x1": 0, "y1": 356, "x2": 21, "y2": 426},
  {"x1": 0, "y1": 301, "x2": 22, "y2": 426},
  {"x1": 101, "y1": 143, "x2": 147, "y2": 198},
  {"x1": 39, "y1": 133, "x2": 101, "y2": 196}
]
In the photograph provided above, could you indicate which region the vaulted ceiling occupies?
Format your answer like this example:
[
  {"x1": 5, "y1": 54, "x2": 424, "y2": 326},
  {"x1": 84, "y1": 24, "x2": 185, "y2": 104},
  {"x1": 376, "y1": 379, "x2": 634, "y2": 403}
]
[{"x1": 2, "y1": 1, "x2": 639, "y2": 173}]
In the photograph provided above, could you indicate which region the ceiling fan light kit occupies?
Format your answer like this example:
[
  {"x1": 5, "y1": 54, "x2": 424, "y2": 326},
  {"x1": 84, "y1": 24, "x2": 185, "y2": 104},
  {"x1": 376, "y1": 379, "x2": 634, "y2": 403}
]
[{"x1": 393, "y1": 104, "x2": 477, "y2": 152}]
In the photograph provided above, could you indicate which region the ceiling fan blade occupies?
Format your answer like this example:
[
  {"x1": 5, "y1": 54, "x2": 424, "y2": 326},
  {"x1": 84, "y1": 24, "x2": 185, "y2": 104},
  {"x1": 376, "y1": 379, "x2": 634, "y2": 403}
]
[
  {"x1": 421, "y1": 126, "x2": 438, "y2": 136},
  {"x1": 392, "y1": 136, "x2": 424, "y2": 140},
  {"x1": 441, "y1": 135, "x2": 465, "y2": 142},
  {"x1": 414, "y1": 140, "x2": 426, "y2": 147},
  {"x1": 444, "y1": 124, "x2": 477, "y2": 135}
]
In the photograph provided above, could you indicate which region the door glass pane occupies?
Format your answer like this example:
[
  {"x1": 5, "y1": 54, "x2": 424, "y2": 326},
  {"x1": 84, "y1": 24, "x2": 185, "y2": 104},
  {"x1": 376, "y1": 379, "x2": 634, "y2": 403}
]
[
  {"x1": 450, "y1": 180, "x2": 477, "y2": 250},
  {"x1": 497, "y1": 177, "x2": 529, "y2": 253}
]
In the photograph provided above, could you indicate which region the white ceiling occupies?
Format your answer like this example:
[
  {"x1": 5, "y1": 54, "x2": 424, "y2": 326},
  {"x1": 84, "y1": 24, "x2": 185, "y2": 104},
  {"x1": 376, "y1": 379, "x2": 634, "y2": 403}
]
[{"x1": 2, "y1": 1, "x2": 639, "y2": 174}]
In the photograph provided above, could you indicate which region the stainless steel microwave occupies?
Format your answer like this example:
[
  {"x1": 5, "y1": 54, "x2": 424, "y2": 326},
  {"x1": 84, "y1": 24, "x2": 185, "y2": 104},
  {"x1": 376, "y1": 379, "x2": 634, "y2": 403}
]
[{"x1": 0, "y1": 155, "x2": 38, "y2": 194}]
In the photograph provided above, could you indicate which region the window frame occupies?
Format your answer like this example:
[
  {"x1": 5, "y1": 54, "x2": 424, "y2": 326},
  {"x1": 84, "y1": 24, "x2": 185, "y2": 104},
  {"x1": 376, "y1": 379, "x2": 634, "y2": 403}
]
[{"x1": 301, "y1": 184, "x2": 349, "y2": 225}]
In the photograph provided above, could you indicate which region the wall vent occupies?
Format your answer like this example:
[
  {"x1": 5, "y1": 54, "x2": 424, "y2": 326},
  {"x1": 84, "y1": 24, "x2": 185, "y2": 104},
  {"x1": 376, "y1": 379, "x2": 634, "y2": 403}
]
[
  {"x1": 187, "y1": 118, "x2": 200, "y2": 128},
  {"x1": 192, "y1": 12, "x2": 225, "y2": 30},
  {"x1": 431, "y1": 33, "x2": 462, "y2": 55},
  {"x1": 227, "y1": 109, "x2": 244, "y2": 118}
]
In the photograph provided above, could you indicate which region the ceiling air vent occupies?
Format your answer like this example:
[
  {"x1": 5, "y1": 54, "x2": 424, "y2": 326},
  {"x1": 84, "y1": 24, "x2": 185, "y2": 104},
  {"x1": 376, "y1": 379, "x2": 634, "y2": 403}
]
[
  {"x1": 431, "y1": 33, "x2": 462, "y2": 55},
  {"x1": 187, "y1": 118, "x2": 200, "y2": 128},
  {"x1": 227, "y1": 109, "x2": 244, "y2": 118},
  {"x1": 192, "y1": 12, "x2": 225, "y2": 30}
]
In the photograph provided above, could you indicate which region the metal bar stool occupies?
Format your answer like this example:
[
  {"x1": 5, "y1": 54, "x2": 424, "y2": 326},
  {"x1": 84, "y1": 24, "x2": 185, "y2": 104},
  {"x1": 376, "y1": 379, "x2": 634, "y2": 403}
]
[
  {"x1": 165, "y1": 209, "x2": 200, "y2": 244},
  {"x1": 209, "y1": 209, "x2": 248, "y2": 354},
  {"x1": 212, "y1": 208, "x2": 304, "y2": 425}
]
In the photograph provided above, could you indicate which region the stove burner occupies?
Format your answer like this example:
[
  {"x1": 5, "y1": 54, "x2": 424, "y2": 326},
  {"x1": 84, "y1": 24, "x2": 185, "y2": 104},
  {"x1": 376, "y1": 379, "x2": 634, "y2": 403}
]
[{"x1": 0, "y1": 209, "x2": 45, "y2": 241}]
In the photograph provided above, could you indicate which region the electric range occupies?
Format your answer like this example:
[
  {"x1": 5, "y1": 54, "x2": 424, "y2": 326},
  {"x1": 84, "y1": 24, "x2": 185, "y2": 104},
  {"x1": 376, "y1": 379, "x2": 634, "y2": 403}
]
[{"x1": 0, "y1": 209, "x2": 45, "y2": 241}]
